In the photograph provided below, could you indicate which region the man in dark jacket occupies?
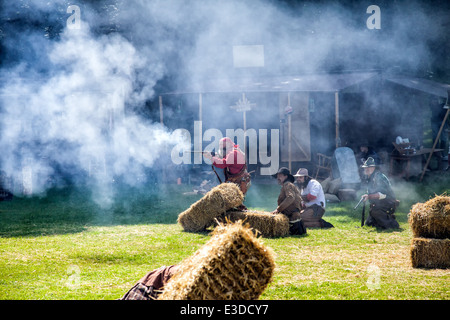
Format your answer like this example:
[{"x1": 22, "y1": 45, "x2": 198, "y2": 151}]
[{"x1": 360, "y1": 157, "x2": 399, "y2": 229}]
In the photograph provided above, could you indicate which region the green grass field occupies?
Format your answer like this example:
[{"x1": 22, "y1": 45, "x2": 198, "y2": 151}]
[{"x1": 0, "y1": 172, "x2": 449, "y2": 300}]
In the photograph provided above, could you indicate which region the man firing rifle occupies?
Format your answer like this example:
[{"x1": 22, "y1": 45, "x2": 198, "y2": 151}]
[{"x1": 203, "y1": 137, "x2": 251, "y2": 197}]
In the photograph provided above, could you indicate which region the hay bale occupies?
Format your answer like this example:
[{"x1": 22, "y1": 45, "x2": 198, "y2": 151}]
[
  {"x1": 178, "y1": 183, "x2": 244, "y2": 232},
  {"x1": 409, "y1": 195, "x2": 450, "y2": 239},
  {"x1": 219, "y1": 210, "x2": 290, "y2": 238},
  {"x1": 410, "y1": 237, "x2": 450, "y2": 269},
  {"x1": 159, "y1": 221, "x2": 275, "y2": 300}
]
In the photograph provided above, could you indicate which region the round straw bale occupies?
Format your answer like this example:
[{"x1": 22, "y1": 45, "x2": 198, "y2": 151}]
[
  {"x1": 410, "y1": 237, "x2": 450, "y2": 269},
  {"x1": 178, "y1": 183, "x2": 244, "y2": 232},
  {"x1": 159, "y1": 221, "x2": 275, "y2": 300},
  {"x1": 219, "y1": 210, "x2": 290, "y2": 238},
  {"x1": 408, "y1": 195, "x2": 450, "y2": 239}
]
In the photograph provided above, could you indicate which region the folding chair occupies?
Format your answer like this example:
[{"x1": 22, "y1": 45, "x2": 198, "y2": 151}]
[{"x1": 315, "y1": 153, "x2": 332, "y2": 180}]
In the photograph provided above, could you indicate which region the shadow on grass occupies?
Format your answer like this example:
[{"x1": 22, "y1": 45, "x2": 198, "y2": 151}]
[
  {"x1": 1, "y1": 173, "x2": 448, "y2": 238},
  {"x1": 0, "y1": 184, "x2": 202, "y2": 238}
]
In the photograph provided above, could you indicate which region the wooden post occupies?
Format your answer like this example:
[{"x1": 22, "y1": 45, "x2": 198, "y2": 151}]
[
  {"x1": 242, "y1": 93, "x2": 247, "y2": 163},
  {"x1": 288, "y1": 92, "x2": 292, "y2": 172},
  {"x1": 420, "y1": 107, "x2": 450, "y2": 181},
  {"x1": 335, "y1": 91, "x2": 340, "y2": 149},
  {"x1": 199, "y1": 93, "x2": 203, "y2": 122},
  {"x1": 230, "y1": 92, "x2": 254, "y2": 165}
]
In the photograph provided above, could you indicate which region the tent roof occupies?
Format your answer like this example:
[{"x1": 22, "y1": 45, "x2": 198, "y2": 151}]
[
  {"x1": 162, "y1": 71, "x2": 379, "y2": 95},
  {"x1": 385, "y1": 76, "x2": 450, "y2": 98}
]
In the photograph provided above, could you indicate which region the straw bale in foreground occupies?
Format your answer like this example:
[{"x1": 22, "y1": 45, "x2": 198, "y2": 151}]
[
  {"x1": 159, "y1": 221, "x2": 275, "y2": 300},
  {"x1": 219, "y1": 210, "x2": 290, "y2": 238},
  {"x1": 410, "y1": 237, "x2": 450, "y2": 269},
  {"x1": 178, "y1": 183, "x2": 244, "y2": 232},
  {"x1": 409, "y1": 195, "x2": 450, "y2": 239}
]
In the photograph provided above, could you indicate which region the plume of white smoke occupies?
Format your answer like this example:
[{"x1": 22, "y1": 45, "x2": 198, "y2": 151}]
[
  {"x1": 0, "y1": 0, "x2": 446, "y2": 206},
  {"x1": 0, "y1": 17, "x2": 186, "y2": 206}
]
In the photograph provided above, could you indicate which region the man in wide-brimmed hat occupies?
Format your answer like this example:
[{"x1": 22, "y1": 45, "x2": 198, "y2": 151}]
[
  {"x1": 356, "y1": 140, "x2": 380, "y2": 179},
  {"x1": 294, "y1": 168, "x2": 333, "y2": 228},
  {"x1": 360, "y1": 157, "x2": 399, "y2": 229},
  {"x1": 272, "y1": 167, "x2": 306, "y2": 235}
]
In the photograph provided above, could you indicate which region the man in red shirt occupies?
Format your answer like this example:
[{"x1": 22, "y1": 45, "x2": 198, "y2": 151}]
[{"x1": 203, "y1": 137, "x2": 251, "y2": 197}]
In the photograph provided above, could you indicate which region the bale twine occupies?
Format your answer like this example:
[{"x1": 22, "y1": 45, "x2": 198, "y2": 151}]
[
  {"x1": 219, "y1": 210, "x2": 290, "y2": 238},
  {"x1": 408, "y1": 195, "x2": 450, "y2": 239},
  {"x1": 178, "y1": 183, "x2": 244, "y2": 232},
  {"x1": 410, "y1": 238, "x2": 450, "y2": 269},
  {"x1": 159, "y1": 221, "x2": 275, "y2": 300}
]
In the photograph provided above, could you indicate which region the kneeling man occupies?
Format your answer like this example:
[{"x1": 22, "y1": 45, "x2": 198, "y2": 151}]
[
  {"x1": 272, "y1": 167, "x2": 306, "y2": 235},
  {"x1": 360, "y1": 157, "x2": 399, "y2": 229},
  {"x1": 294, "y1": 168, "x2": 333, "y2": 228}
]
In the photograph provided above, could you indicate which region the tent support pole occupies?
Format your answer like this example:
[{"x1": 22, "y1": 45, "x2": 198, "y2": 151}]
[
  {"x1": 335, "y1": 91, "x2": 340, "y2": 149},
  {"x1": 420, "y1": 107, "x2": 450, "y2": 181}
]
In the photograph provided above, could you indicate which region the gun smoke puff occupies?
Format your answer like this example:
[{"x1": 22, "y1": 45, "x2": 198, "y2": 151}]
[
  {"x1": 1, "y1": 0, "x2": 447, "y2": 204},
  {"x1": 0, "y1": 23, "x2": 184, "y2": 205}
]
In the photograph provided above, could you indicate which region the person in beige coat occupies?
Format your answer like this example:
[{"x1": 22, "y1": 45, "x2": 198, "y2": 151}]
[{"x1": 272, "y1": 167, "x2": 306, "y2": 235}]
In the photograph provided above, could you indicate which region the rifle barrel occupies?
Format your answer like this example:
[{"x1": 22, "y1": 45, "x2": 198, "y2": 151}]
[
  {"x1": 361, "y1": 203, "x2": 366, "y2": 227},
  {"x1": 183, "y1": 150, "x2": 216, "y2": 156},
  {"x1": 354, "y1": 197, "x2": 364, "y2": 210}
]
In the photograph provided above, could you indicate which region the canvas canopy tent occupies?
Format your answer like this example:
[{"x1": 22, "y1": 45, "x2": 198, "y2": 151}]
[
  {"x1": 160, "y1": 72, "x2": 379, "y2": 171},
  {"x1": 385, "y1": 76, "x2": 450, "y2": 98},
  {"x1": 167, "y1": 72, "x2": 379, "y2": 94},
  {"x1": 385, "y1": 76, "x2": 450, "y2": 180},
  {"x1": 159, "y1": 72, "x2": 450, "y2": 176}
]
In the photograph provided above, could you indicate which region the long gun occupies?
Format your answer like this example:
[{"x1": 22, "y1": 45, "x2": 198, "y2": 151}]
[
  {"x1": 354, "y1": 197, "x2": 364, "y2": 210},
  {"x1": 183, "y1": 150, "x2": 216, "y2": 156},
  {"x1": 360, "y1": 201, "x2": 366, "y2": 227},
  {"x1": 354, "y1": 197, "x2": 366, "y2": 227},
  {"x1": 184, "y1": 151, "x2": 221, "y2": 183}
]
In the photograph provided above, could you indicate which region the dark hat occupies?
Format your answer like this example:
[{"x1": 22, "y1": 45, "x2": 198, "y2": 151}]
[
  {"x1": 272, "y1": 167, "x2": 295, "y2": 182},
  {"x1": 361, "y1": 157, "x2": 376, "y2": 168},
  {"x1": 359, "y1": 140, "x2": 369, "y2": 147}
]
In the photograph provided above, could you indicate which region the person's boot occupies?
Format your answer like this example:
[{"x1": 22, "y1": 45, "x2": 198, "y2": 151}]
[{"x1": 320, "y1": 219, "x2": 334, "y2": 228}]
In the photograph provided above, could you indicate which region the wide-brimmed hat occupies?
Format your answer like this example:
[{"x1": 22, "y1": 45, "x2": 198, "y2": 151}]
[
  {"x1": 272, "y1": 167, "x2": 295, "y2": 182},
  {"x1": 293, "y1": 168, "x2": 311, "y2": 178},
  {"x1": 361, "y1": 157, "x2": 377, "y2": 168},
  {"x1": 358, "y1": 139, "x2": 369, "y2": 148}
]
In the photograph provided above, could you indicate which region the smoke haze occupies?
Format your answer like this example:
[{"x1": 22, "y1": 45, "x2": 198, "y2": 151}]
[{"x1": 0, "y1": 0, "x2": 448, "y2": 204}]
